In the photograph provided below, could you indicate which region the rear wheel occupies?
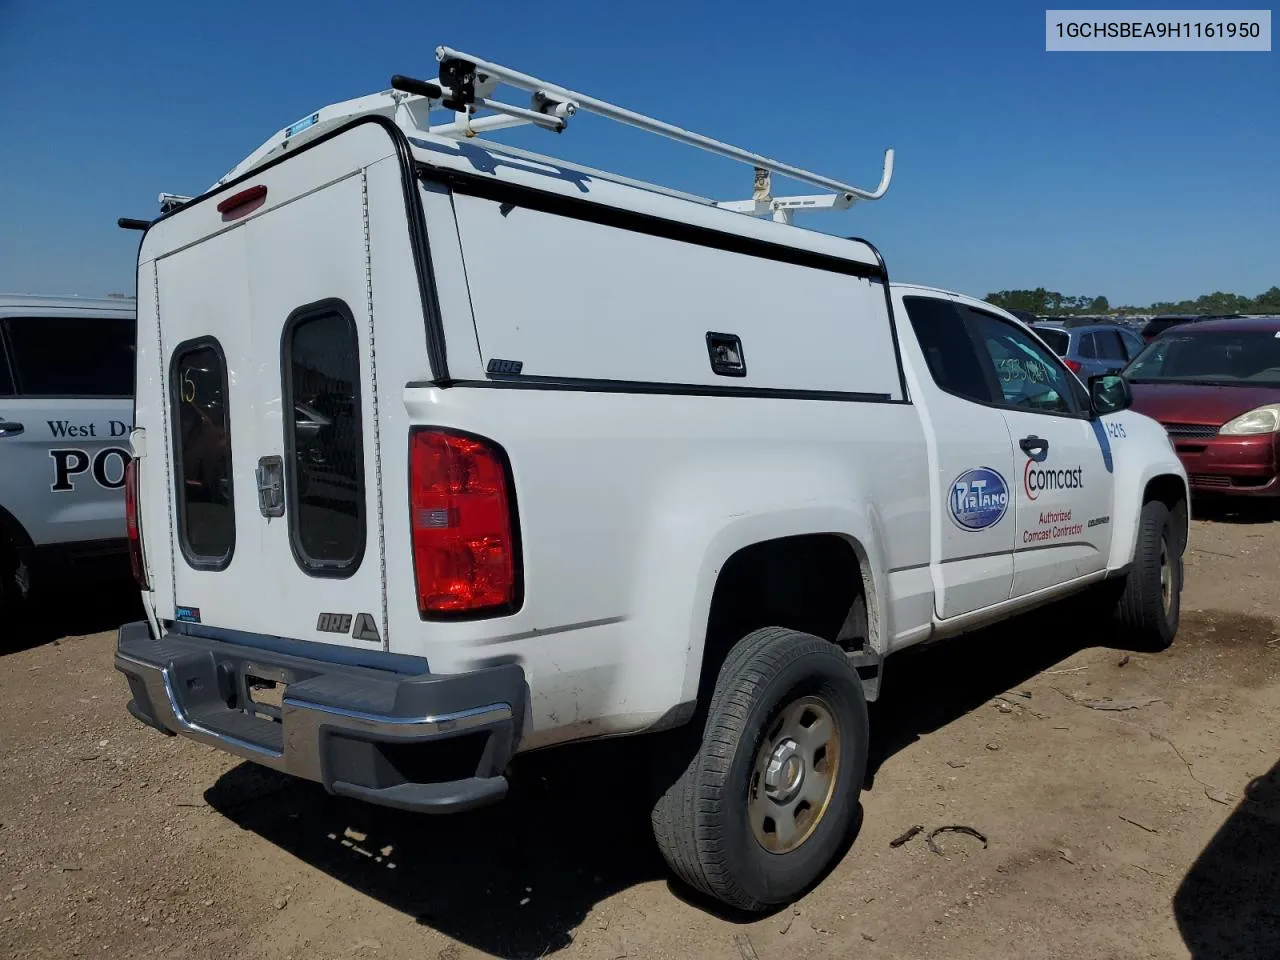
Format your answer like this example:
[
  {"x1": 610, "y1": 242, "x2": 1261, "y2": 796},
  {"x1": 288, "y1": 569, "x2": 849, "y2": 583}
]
[
  {"x1": 1115, "y1": 499, "x2": 1182, "y2": 650},
  {"x1": 651, "y1": 627, "x2": 868, "y2": 912}
]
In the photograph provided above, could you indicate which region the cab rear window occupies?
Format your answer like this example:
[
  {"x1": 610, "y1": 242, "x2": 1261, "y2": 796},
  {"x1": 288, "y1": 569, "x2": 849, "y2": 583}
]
[
  {"x1": 2, "y1": 316, "x2": 135, "y2": 397},
  {"x1": 172, "y1": 338, "x2": 235, "y2": 569}
]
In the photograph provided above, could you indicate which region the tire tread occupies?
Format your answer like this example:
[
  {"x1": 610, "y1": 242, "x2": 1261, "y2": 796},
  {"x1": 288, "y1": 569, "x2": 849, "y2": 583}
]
[{"x1": 1115, "y1": 499, "x2": 1178, "y2": 650}]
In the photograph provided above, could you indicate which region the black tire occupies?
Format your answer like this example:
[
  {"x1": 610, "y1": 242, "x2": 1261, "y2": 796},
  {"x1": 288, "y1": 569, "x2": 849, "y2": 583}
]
[
  {"x1": 0, "y1": 537, "x2": 24, "y2": 627},
  {"x1": 0, "y1": 548, "x2": 10, "y2": 619},
  {"x1": 651, "y1": 627, "x2": 868, "y2": 912},
  {"x1": 1115, "y1": 499, "x2": 1182, "y2": 651}
]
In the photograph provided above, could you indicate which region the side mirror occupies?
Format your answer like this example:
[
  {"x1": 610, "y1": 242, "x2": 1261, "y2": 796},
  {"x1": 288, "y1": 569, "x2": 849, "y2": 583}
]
[{"x1": 1089, "y1": 373, "x2": 1132, "y2": 416}]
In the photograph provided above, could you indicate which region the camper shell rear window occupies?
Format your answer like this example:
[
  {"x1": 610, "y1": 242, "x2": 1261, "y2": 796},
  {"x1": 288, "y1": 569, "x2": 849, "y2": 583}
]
[
  {"x1": 282, "y1": 299, "x2": 366, "y2": 578},
  {"x1": 171, "y1": 337, "x2": 236, "y2": 570}
]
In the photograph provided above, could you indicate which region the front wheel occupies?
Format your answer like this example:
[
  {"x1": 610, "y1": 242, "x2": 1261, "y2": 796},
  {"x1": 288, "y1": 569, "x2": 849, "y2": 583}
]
[
  {"x1": 650, "y1": 627, "x2": 868, "y2": 912},
  {"x1": 1114, "y1": 499, "x2": 1182, "y2": 650}
]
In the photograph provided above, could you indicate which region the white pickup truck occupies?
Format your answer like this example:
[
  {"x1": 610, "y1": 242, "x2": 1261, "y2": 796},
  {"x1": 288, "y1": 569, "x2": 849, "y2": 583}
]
[{"x1": 115, "y1": 49, "x2": 1189, "y2": 912}]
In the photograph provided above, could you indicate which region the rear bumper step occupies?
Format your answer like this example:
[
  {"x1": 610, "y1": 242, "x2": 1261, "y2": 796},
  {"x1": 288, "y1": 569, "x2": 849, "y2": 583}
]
[{"x1": 115, "y1": 621, "x2": 526, "y2": 814}]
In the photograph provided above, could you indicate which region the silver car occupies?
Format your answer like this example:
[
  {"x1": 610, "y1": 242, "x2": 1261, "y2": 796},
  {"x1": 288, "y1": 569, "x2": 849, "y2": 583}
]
[
  {"x1": 1034, "y1": 320, "x2": 1145, "y2": 381},
  {"x1": 0, "y1": 295, "x2": 136, "y2": 614}
]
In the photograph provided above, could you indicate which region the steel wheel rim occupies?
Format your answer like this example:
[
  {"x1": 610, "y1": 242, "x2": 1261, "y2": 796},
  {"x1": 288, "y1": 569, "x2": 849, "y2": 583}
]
[
  {"x1": 748, "y1": 694, "x2": 841, "y2": 854},
  {"x1": 1159, "y1": 536, "x2": 1173, "y2": 617}
]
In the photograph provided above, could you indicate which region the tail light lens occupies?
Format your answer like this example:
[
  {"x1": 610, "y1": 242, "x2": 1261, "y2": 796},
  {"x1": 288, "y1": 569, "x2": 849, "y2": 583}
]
[
  {"x1": 124, "y1": 458, "x2": 150, "y2": 590},
  {"x1": 1063, "y1": 358, "x2": 1083, "y2": 374},
  {"x1": 409, "y1": 428, "x2": 520, "y2": 617}
]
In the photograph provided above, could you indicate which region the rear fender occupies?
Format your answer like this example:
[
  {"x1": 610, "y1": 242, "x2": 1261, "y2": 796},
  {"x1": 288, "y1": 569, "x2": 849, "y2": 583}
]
[{"x1": 626, "y1": 456, "x2": 890, "y2": 711}]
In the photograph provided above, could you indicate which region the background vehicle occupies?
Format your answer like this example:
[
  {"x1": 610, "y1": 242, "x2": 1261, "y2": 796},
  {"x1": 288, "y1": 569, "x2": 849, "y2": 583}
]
[
  {"x1": 1140, "y1": 314, "x2": 1243, "y2": 344},
  {"x1": 1125, "y1": 317, "x2": 1280, "y2": 498},
  {"x1": 113, "y1": 49, "x2": 1190, "y2": 913},
  {"x1": 1034, "y1": 319, "x2": 1145, "y2": 379},
  {"x1": 0, "y1": 295, "x2": 136, "y2": 617},
  {"x1": 1007, "y1": 308, "x2": 1038, "y2": 326},
  {"x1": 1141, "y1": 315, "x2": 1203, "y2": 343}
]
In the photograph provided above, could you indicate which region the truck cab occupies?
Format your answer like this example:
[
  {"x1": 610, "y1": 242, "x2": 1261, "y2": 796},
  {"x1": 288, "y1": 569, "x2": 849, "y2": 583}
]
[{"x1": 890, "y1": 283, "x2": 1187, "y2": 632}]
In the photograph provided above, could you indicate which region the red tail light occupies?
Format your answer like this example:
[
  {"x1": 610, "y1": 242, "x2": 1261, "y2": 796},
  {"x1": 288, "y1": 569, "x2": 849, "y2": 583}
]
[
  {"x1": 124, "y1": 458, "x2": 150, "y2": 590},
  {"x1": 1063, "y1": 358, "x2": 1083, "y2": 374},
  {"x1": 409, "y1": 428, "x2": 520, "y2": 617}
]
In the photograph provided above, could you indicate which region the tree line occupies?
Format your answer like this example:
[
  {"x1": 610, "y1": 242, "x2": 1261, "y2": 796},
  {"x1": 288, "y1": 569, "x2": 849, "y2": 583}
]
[{"x1": 986, "y1": 286, "x2": 1280, "y2": 317}]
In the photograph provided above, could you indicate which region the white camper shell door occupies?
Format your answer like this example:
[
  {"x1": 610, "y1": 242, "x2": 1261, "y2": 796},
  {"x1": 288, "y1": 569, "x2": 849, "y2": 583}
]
[{"x1": 156, "y1": 173, "x2": 388, "y2": 650}]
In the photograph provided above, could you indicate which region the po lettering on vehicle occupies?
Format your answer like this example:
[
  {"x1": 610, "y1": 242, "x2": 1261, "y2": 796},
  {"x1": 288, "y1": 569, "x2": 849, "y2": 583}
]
[
  {"x1": 50, "y1": 446, "x2": 133, "y2": 492},
  {"x1": 1023, "y1": 460, "x2": 1084, "y2": 502},
  {"x1": 948, "y1": 467, "x2": 1009, "y2": 531}
]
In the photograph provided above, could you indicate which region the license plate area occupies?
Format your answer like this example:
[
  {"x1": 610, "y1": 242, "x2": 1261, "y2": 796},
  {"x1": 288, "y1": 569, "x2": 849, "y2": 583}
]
[{"x1": 244, "y1": 664, "x2": 289, "y2": 722}]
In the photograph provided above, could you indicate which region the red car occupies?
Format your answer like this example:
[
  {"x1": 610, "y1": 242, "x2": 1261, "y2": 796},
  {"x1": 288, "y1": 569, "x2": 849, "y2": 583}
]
[{"x1": 1125, "y1": 317, "x2": 1280, "y2": 497}]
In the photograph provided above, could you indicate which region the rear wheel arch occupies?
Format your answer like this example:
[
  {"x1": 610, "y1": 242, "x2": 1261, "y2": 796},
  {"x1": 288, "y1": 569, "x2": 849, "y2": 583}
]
[{"x1": 695, "y1": 533, "x2": 879, "y2": 710}]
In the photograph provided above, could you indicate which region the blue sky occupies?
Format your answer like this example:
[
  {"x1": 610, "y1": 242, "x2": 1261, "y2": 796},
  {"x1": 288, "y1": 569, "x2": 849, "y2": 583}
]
[{"x1": 0, "y1": 0, "x2": 1275, "y2": 305}]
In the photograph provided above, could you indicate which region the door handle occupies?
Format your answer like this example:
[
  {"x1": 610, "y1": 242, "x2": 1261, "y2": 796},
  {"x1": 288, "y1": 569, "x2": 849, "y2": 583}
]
[
  {"x1": 256, "y1": 455, "x2": 286, "y2": 518},
  {"x1": 1019, "y1": 435, "x2": 1049, "y2": 461},
  {"x1": 0, "y1": 420, "x2": 24, "y2": 438}
]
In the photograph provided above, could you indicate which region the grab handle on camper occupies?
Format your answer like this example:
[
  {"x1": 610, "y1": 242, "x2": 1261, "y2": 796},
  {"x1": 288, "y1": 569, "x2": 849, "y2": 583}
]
[{"x1": 391, "y1": 74, "x2": 444, "y2": 101}]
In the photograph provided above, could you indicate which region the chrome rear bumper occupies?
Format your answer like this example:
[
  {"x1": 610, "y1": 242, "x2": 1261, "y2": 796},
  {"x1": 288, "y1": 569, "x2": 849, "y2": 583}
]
[{"x1": 115, "y1": 621, "x2": 526, "y2": 813}]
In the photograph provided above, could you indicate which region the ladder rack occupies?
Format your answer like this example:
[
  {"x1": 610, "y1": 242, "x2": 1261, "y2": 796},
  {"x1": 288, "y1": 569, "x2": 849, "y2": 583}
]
[{"x1": 190, "y1": 46, "x2": 895, "y2": 225}]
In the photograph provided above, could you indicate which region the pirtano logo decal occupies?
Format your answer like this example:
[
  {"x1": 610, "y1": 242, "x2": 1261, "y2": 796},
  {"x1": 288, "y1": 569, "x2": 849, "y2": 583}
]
[
  {"x1": 948, "y1": 467, "x2": 1010, "y2": 531},
  {"x1": 1023, "y1": 460, "x2": 1083, "y2": 502}
]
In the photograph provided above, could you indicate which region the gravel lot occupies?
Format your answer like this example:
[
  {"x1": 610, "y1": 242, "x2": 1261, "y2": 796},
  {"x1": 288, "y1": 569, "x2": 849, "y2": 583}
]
[{"x1": 4, "y1": 509, "x2": 1279, "y2": 960}]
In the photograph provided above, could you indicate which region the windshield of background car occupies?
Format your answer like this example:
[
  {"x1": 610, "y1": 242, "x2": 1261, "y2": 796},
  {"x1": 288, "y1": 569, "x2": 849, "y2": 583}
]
[
  {"x1": 1037, "y1": 328, "x2": 1070, "y2": 355},
  {"x1": 1124, "y1": 328, "x2": 1280, "y2": 385}
]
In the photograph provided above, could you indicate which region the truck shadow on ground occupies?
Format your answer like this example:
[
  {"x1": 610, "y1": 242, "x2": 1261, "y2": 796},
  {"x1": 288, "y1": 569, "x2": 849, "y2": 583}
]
[
  {"x1": 865, "y1": 594, "x2": 1133, "y2": 785},
  {"x1": 206, "y1": 737, "x2": 670, "y2": 959},
  {"x1": 2, "y1": 584, "x2": 142, "y2": 655},
  {"x1": 205, "y1": 593, "x2": 1131, "y2": 957},
  {"x1": 1174, "y1": 759, "x2": 1280, "y2": 959}
]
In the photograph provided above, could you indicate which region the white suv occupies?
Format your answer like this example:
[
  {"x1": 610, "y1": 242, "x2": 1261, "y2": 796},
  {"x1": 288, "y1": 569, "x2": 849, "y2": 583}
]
[{"x1": 0, "y1": 295, "x2": 136, "y2": 617}]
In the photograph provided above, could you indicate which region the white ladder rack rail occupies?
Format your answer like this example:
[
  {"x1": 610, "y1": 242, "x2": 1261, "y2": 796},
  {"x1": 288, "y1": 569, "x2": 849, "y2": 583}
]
[{"x1": 183, "y1": 45, "x2": 895, "y2": 225}]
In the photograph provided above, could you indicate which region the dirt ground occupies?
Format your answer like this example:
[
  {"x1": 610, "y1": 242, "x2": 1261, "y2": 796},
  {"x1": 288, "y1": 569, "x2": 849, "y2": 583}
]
[{"x1": 4, "y1": 507, "x2": 1280, "y2": 960}]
